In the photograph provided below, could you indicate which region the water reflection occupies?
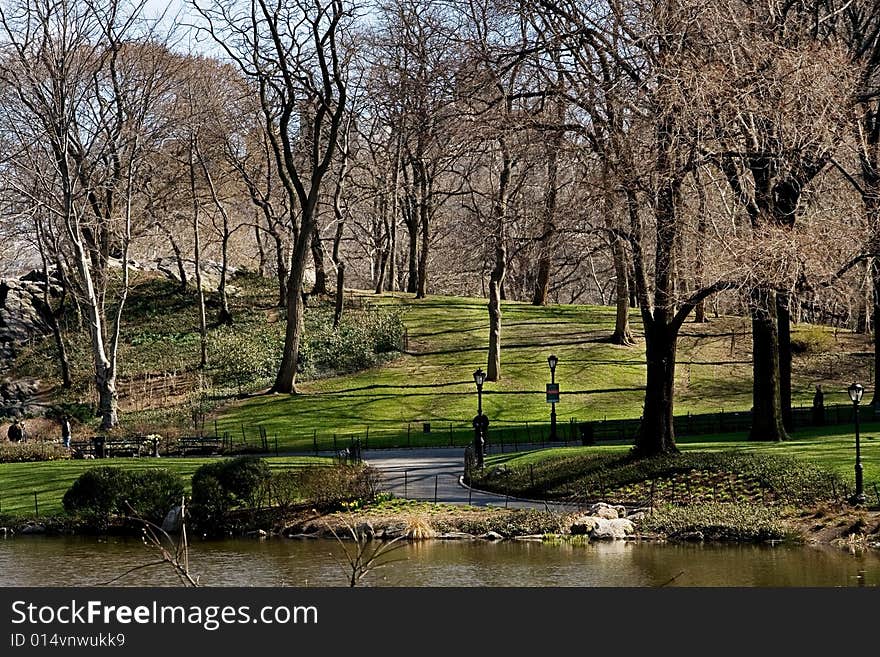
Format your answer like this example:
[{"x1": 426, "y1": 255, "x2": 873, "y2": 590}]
[{"x1": 0, "y1": 536, "x2": 877, "y2": 587}]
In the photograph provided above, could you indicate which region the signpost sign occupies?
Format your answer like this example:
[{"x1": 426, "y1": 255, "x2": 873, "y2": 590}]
[{"x1": 546, "y1": 383, "x2": 560, "y2": 404}]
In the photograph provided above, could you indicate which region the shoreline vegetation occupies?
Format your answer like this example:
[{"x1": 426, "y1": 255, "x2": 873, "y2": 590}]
[
  {"x1": 3, "y1": 501, "x2": 879, "y2": 553},
  {"x1": 0, "y1": 454, "x2": 880, "y2": 550}
]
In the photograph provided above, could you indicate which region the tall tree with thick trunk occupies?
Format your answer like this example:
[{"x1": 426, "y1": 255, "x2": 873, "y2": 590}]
[
  {"x1": 692, "y1": 2, "x2": 855, "y2": 439},
  {"x1": 195, "y1": 0, "x2": 350, "y2": 394},
  {"x1": 533, "y1": 0, "x2": 735, "y2": 456}
]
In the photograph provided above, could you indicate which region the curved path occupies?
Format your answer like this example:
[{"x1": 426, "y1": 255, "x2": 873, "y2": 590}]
[{"x1": 363, "y1": 447, "x2": 581, "y2": 512}]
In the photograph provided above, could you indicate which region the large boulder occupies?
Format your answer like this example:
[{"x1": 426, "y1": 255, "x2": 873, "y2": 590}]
[
  {"x1": 161, "y1": 505, "x2": 183, "y2": 533},
  {"x1": 588, "y1": 502, "x2": 627, "y2": 519},
  {"x1": 589, "y1": 518, "x2": 635, "y2": 540},
  {"x1": 569, "y1": 516, "x2": 600, "y2": 535},
  {"x1": 154, "y1": 257, "x2": 245, "y2": 295}
]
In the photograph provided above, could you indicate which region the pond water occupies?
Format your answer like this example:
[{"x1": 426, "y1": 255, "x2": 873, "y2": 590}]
[{"x1": 1, "y1": 536, "x2": 878, "y2": 587}]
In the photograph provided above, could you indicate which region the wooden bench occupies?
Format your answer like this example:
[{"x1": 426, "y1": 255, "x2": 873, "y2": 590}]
[
  {"x1": 69, "y1": 440, "x2": 94, "y2": 458},
  {"x1": 104, "y1": 439, "x2": 146, "y2": 458},
  {"x1": 176, "y1": 436, "x2": 224, "y2": 456}
]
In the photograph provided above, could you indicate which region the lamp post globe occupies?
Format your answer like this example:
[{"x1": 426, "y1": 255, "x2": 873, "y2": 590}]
[
  {"x1": 473, "y1": 368, "x2": 486, "y2": 415},
  {"x1": 848, "y1": 382, "x2": 866, "y2": 505}
]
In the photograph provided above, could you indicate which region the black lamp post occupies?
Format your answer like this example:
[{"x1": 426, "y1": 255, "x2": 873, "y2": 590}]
[
  {"x1": 473, "y1": 368, "x2": 487, "y2": 467},
  {"x1": 548, "y1": 354, "x2": 558, "y2": 441},
  {"x1": 848, "y1": 382, "x2": 866, "y2": 505}
]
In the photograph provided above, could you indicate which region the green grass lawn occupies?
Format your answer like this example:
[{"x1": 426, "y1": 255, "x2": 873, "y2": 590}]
[
  {"x1": 215, "y1": 291, "x2": 872, "y2": 450},
  {"x1": 0, "y1": 455, "x2": 329, "y2": 517},
  {"x1": 485, "y1": 421, "x2": 880, "y2": 494}
]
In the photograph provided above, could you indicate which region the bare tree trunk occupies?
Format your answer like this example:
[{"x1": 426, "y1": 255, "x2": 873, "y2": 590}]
[
  {"x1": 417, "y1": 214, "x2": 429, "y2": 299},
  {"x1": 311, "y1": 223, "x2": 329, "y2": 296},
  {"x1": 872, "y1": 257, "x2": 880, "y2": 406},
  {"x1": 158, "y1": 222, "x2": 187, "y2": 292},
  {"x1": 487, "y1": 264, "x2": 504, "y2": 380},
  {"x1": 272, "y1": 214, "x2": 315, "y2": 393},
  {"x1": 386, "y1": 214, "x2": 397, "y2": 292},
  {"x1": 374, "y1": 222, "x2": 389, "y2": 295},
  {"x1": 637, "y1": 324, "x2": 678, "y2": 456},
  {"x1": 255, "y1": 224, "x2": 268, "y2": 277},
  {"x1": 383, "y1": 134, "x2": 401, "y2": 294},
  {"x1": 532, "y1": 80, "x2": 563, "y2": 306},
  {"x1": 609, "y1": 237, "x2": 634, "y2": 345},
  {"x1": 35, "y1": 220, "x2": 71, "y2": 388},
  {"x1": 749, "y1": 288, "x2": 788, "y2": 442},
  {"x1": 218, "y1": 229, "x2": 233, "y2": 325},
  {"x1": 333, "y1": 257, "x2": 345, "y2": 327},
  {"x1": 486, "y1": 141, "x2": 511, "y2": 381},
  {"x1": 189, "y1": 136, "x2": 208, "y2": 370},
  {"x1": 532, "y1": 190, "x2": 555, "y2": 306},
  {"x1": 777, "y1": 292, "x2": 793, "y2": 432},
  {"x1": 405, "y1": 210, "x2": 418, "y2": 294},
  {"x1": 273, "y1": 233, "x2": 289, "y2": 309},
  {"x1": 693, "y1": 171, "x2": 709, "y2": 323},
  {"x1": 195, "y1": 141, "x2": 233, "y2": 325},
  {"x1": 332, "y1": 127, "x2": 351, "y2": 327}
]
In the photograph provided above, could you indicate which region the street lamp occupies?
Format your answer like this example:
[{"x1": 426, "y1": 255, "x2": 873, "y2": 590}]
[
  {"x1": 473, "y1": 368, "x2": 486, "y2": 415},
  {"x1": 848, "y1": 382, "x2": 866, "y2": 505},
  {"x1": 547, "y1": 354, "x2": 558, "y2": 441},
  {"x1": 472, "y1": 368, "x2": 487, "y2": 467}
]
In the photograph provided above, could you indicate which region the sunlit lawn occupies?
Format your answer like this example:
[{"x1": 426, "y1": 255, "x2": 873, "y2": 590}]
[{"x1": 215, "y1": 291, "x2": 872, "y2": 451}]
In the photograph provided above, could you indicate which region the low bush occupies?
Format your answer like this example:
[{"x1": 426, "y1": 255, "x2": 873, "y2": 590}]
[
  {"x1": 0, "y1": 442, "x2": 71, "y2": 463},
  {"x1": 269, "y1": 470, "x2": 300, "y2": 513},
  {"x1": 433, "y1": 509, "x2": 569, "y2": 537},
  {"x1": 300, "y1": 306, "x2": 405, "y2": 376},
  {"x1": 636, "y1": 503, "x2": 789, "y2": 542},
  {"x1": 190, "y1": 457, "x2": 272, "y2": 530},
  {"x1": 209, "y1": 326, "x2": 282, "y2": 393},
  {"x1": 790, "y1": 326, "x2": 834, "y2": 355},
  {"x1": 297, "y1": 464, "x2": 382, "y2": 508},
  {"x1": 62, "y1": 467, "x2": 184, "y2": 524}
]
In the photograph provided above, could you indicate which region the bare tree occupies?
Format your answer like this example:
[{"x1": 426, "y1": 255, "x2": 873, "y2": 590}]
[
  {"x1": 194, "y1": 0, "x2": 351, "y2": 394},
  {"x1": 0, "y1": 0, "x2": 179, "y2": 427}
]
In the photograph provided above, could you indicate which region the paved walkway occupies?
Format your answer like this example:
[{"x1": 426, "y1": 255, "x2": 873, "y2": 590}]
[{"x1": 363, "y1": 447, "x2": 582, "y2": 512}]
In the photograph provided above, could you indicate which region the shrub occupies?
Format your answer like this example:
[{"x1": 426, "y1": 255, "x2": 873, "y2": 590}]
[
  {"x1": 209, "y1": 326, "x2": 282, "y2": 392},
  {"x1": 300, "y1": 306, "x2": 405, "y2": 376},
  {"x1": 790, "y1": 325, "x2": 834, "y2": 355},
  {"x1": 190, "y1": 457, "x2": 272, "y2": 530},
  {"x1": 63, "y1": 468, "x2": 124, "y2": 519},
  {"x1": 62, "y1": 467, "x2": 184, "y2": 524},
  {"x1": 433, "y1": 509, "x2": 569, "y2": 537},
  {"x1": 189, "y1": 472, "x2": 231, "y2": 531},
  {"x1": 0, "y1": 442, "x2": 70, "y2": 463},
  {"x1": 297, "y1": 464, "x2": 382, "y2": 508},
  {"x1": 637, "y1": 503, "x2": 789, "y2": 542},
  {"x1": 269, "y1": 470, "x2": 300, "y2": 513},
  {"x1": 47, "y1": 402, "x2": 93, "y2": 424}
]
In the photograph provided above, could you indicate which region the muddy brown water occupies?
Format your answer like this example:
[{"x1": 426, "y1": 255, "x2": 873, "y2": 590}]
[{"x1": 1, "y1": 536, "x2": 879, "y2": 587}]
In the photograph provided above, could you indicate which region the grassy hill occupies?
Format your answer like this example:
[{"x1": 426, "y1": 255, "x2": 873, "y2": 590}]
[
  {"x1": 214, "y1": 290, "x2": 873, "y2": 450},
  {"x1": 8, "y1": 271, "x2": 873, "y2": 451}
]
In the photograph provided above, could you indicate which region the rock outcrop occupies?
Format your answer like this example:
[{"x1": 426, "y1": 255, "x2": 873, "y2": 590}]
[
  {"x1": 568, "y1": 502, "x2": 638, "y2": 540},
  {"x1": 0, "y1": 276, "x2": 54, "y2": 365}
]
